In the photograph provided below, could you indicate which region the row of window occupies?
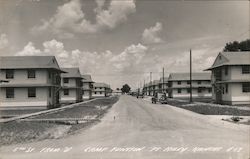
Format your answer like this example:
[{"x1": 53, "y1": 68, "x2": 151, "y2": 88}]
[
  {"x1": 6, "y1": 88, "x2": 36, "y2": 98},
  {"x1": 220, "y1": 83, "x2": 250, "y2": 94},
  {"x1": 6, "y1": 70, "x2": 36, "y2": 79},
  {"x1": 224, "y1": 66, "x2": 250, "y2": 75},
  {"x1": 176, "y1": 88, "x2": 212, "y2": 94},
  {"x1": 176, "y1": 81, "x2": 208, "y2": 85}
]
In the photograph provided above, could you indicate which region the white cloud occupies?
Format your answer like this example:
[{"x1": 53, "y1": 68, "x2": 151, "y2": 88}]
[
  {"x1": 31, "y1": 0, "x2": 136, "y2": 38},
  {"x1": 0, "y1": 34, "x2": 9, "y2": 49},
  {"x1": 142, "y1": 22, "x2": 164, "y2": 44},
  {"x1": 96, "y1": 0, "x2": 136, "y2": 29},
  {"x1": 16, "y1": 42, "x2": 42, "y2": 56}
]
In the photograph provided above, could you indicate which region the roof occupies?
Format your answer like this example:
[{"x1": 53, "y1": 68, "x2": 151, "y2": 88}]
[
  {"x1": 168, "y1": 72, "x2": 211, "y2": 81},
  {"x1": 61, "y1": 67, "x2": 82, "y2": 78},
  {"x1": 93, "y1": 82, "x2": 110, "y2": 88},
  {"x1": 206, "y1": 51, "x2": 250, "y2": 70},
  {"x1": 0, "y1": 56, "x2": 64, "y2": 72},
  {"x1": 81, "y1": 74, "x2": 94, "y2": 83}
]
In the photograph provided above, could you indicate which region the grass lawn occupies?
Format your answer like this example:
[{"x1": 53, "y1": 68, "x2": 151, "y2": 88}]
[{"x1": 0, "y1": 97, "x2": 119, "y2": 146}]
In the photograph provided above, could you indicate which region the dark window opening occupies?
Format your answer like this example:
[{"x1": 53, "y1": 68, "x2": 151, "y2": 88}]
[
  {"x1": 28, "y1": 88, "x2": 36, "y2": 98},
  {"x1": 225, "y1": 84, "x2": 228, "y2": 93},
  {"x1": 242, "y1": 83, "x2": 250, "y2": 92},
  {"x1": 198, "y1": 81, "x2": 201, "y2": 85},
  {"x1": 64, "y1": 89, "x2": 69, "y2": 95},
  {"x1": 63, "y1": 78, "x2": 69, "y2": 83},
  {"x1": 27, "y1": 70, "x2": 36, "y2": 78},
  {"x1": 177, "y1": 89, "x2": 182, "y2": 93},
  {"x1": 198, "y1": 88, "x2": 202, "y2": 93},
  {"x1": 6, "y1": 88, "x2": 14, "y2": 98},
  {"x1": 177, "y1": 81, "x2": 181, "y2": 85},
  {"x1": 6, "y1": 70, "x2": 14, "y2": 79},
  {"x1": 242, "y1": 66, "x2": 250, "y2": 74},
  {"x1": 187, "y1": 81, "x2": 191, "y2": 85}
]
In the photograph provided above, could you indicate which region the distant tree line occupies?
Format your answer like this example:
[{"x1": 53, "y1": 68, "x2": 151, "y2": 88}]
[{"x1": 223, "y1": 39, "x2": 250, "y2": 52}]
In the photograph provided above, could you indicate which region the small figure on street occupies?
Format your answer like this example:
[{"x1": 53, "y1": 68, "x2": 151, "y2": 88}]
[{"x1": 113, "y1": 116, "x2": 116, "y2": 121}]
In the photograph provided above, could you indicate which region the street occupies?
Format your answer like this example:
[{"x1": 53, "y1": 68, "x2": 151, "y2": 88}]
[{"x1": 0, "y1": 95, "x2": 249, "y2": 159}]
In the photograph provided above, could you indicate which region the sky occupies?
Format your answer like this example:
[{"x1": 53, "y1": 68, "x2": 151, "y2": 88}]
[{"x1": 0, "y1": 0, "x2": 249, "y2": 90}]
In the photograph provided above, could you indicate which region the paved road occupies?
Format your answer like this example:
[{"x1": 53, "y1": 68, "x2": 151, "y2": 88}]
[{"x1": 1, "y1": 95, "x2": 249, "y2": 159}]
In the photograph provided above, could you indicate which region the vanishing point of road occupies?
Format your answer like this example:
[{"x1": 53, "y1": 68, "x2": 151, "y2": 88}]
[{"x1": 1, "y1": 95, "x2": 249, "y2": 159}]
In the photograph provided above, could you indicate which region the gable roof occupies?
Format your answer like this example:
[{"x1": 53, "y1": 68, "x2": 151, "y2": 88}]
[
  {"x1": 0, "y1": 56, "x2": 64, "y2": 72},
  {"x1": 206, "y1": 51, "x2": 250, "y2": 70},
  {"x1": 168, "y1": 72, "x2": 211, "y2": 81},
  {"x1": 61, "y1": 67, "x2": 82, "y2": 78},
  {"x1": 81, "y1": 74, "x2": 94, "y2": 83},
  {"x1": 93, "y1": 82, "x2": 110, "y2": 88}
]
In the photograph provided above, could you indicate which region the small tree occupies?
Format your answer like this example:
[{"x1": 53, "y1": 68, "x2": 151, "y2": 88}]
[{"x1": 121, "y1": 84, "x2": 131, "y2": 93}]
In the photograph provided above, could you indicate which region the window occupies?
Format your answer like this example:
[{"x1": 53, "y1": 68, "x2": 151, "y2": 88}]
[
  {"x1": 224, "y1": 66, "x2": 228, "y2": 75},
  {"x1": 242, "y1": 66, "x2": 250, "y2": 74},
  {"x1": 208, "y1": 88, "x2": 212, "y2": 93},
  {"x1": 198, "y1": 88, "x2": 202, "y2": 93},
  {"x1": 49, "y1": 88, "x2": 51, "y2": 97},
  {"x1": 63, "y1": 78, "x2": 69, "y2": 83},
  {"x1": 28, "y1": 88, "x2": 36, "y2": 98},
  {"x1": 177, "y1": 81, "x2": 181, "y2": 85},
  {"x1": 6, "y1": 70, "x2": 14, "y2": 79},
  {"x1": 64, "y1": 89, "x2": 69, "y2": 95},
  {"x1": 187, "y1": 81, "x2": 191, "y2": 85},
  {"x1": 6, "y1": 88, "x2": 14, "y2": 98},
  {"x1": 27, "y1": 70, "x2": 36, "y2": 78},
  {"x1": 177, "y1": 89, "x2": 182, "y2": 93},
  {"x1": 95, "y1": 92, "x2": 97, "y2": 94},
  {"x1": 100, "y1": 92, "x2": 102, "y2": 94},
  {"x1": 187, "y1": 88, "x2": 190, "y2": 93},
  {"x1": 198, "y1": 81, "x2": 201, "y2": 85},
  {"x1": 242, "y1": 83, "x2": 250, "y2": 92},
  {"x1": 225, "y1": 84, "x2": 228, "y2": 93}
]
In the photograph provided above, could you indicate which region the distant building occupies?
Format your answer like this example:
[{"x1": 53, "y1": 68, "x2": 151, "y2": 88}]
[
  {"x1": 0, "y1": 56, "x2": 64, "y2": 109},
  {"x1": 81, "y1": 74, "x2": 94, "y2": 100},
  {"x1": 93, "y1": 83, "x2": 111, "y2": 98},
  {"x1": 206, "y1": 52, "x2": 250, "y2": 105},
  {"x1": 60, "y1": 68, "x2": 83, "y2": 104},
  {"x1": 159, "y1": 77, "x2": 168, "y2": 93},
  {"x1": 168, "y1": 72, "x2": 212, "y2": 99},
  {"x1": 152, "y1": 80, "x2": 160, "y2": 95}
]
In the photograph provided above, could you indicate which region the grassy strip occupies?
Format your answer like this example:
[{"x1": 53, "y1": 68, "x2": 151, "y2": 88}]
[
  {"x1": 167, "y1": 99, "x2": 250, "y2": 116},
  {"x1": 0, "y1": 97, "x2": 119, "y2": 146}
]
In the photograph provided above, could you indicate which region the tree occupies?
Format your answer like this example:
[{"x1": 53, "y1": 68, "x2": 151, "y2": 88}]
[
  {"x1": 223, "y1": 39, "x2": 250, "y2": 52},
  {"x1": 121, "y1": 84, "x2": 131, "y2": 93}
]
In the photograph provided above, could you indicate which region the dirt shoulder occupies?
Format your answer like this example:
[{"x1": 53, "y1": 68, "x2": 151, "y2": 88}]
[{"x1": 0, "y1": 97, "x2": 119, "y2": 146}]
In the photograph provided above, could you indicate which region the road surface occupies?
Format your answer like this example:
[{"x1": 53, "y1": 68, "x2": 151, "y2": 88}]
[{"x1": 1, "y1": 95, "x2": 249, "y2": 159}]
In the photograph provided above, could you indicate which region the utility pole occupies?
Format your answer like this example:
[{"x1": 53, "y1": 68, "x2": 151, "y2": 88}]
[
  {"x1": 162, "y1": 67, "x2": 165, "y2": 93},
  {"x1": 150, "y1": 72, "x2": 152, "y2": 96},
  {"x1": 190, "y1": 49, "x2": 193, "y2": 103}
]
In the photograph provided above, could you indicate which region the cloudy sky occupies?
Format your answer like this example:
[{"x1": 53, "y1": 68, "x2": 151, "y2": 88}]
[{"x1": 0, "y1": 0, "x2": 249, "y2": 89}]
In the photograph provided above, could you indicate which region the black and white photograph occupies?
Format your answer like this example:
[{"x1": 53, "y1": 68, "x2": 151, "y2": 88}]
[{"x1": 0, "y1": 0, "x2": 249, "y2": 158}]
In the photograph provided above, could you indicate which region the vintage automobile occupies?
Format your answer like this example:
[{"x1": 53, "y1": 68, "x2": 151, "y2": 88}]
[{"x1": 151, "y1": 93, "x2": 168, "y2": 104}]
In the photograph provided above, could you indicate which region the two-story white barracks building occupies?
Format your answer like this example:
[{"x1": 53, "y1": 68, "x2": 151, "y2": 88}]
[
  {"x1": 168, "y1": 72, "x2": 212, "y2": 99},
  {"x1": 60, "y1": 68, "x2": 83, "y2": 104},
  {"x1": 81, "y1": 74, "x2": 94, "y2": 100},
  {"x1": 0, "y1": 56, "x2": 64, "y2": 109},
  {"x1": 206, "y1": 52, "x2": 250, "y2": 105},
  {"x1": 93, "y1": 83, "x2": 111, "y2": 98}
]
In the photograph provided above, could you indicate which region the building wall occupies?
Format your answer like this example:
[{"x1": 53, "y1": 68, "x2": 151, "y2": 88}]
[
  {"x1": 0, "y1": 87, "x2": 49, "y2": 109},
  {"x1": 60, "y1": 88, "x2": 77, "y2": 103},
  {"x1": 0, "y1": 69, "x2": 48, "y2": 84},
  {"x1": 169, "y1": 80, "x2": 212, "y2": 99},
  {"x1": 92, "y1": 91, "x2": 105, "y2": 98},
  {"x1": 211, "y1": 66, "x2": 250, "y2": 105}
]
